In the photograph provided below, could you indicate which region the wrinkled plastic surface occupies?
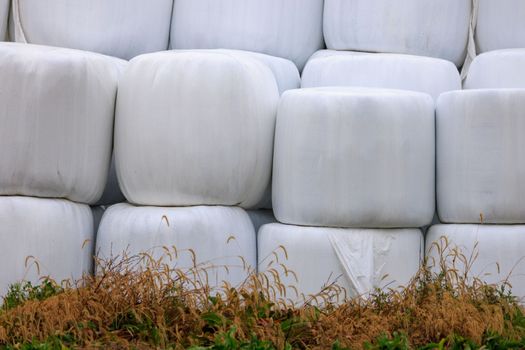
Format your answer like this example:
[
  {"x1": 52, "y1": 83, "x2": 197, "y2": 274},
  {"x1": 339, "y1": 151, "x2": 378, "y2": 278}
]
[
  {"x1": 0, "y1": 197, "x2": 94, "y2": 296},
  {"x1": 437, "y1": 90, "x2": 525, "y2": 224},
  {"x1": 476, "y1": 0, "x2": 525, "y2": 54},
  {"x1": 323, "y1": 0, "x2": 471, "y2": 66},
  {"x1": 273, "y1": 88, "x2": 435, "y2": 228},
  {"x1": 0, "y1": 0, "x2": 8, "y2": 41},
  {"x1": 0, "y1": 43, "x2": 126, "y2": 204},
  {"x1": 427, "y1": 225, "x2": 525, "y2": 299},
  {"x1": 96, "y1": 204, "x2": 256, "y2": 288},
  {"x1": 302, "y1": 50, "x2": 461, "y2": 101},
  {"x1": 171, "y1": 0, "x2": 325, "y2": 70},
  {"x1": 12, "y1": 0, "x2": 173, "y2": 60},
  {"x1": 258, "y1": 224, "x2": 423, "y2": 302},
  {"x1": 116, "y1": 50, "x2": 280, "y2": 208},
  {"x1": 465, "y1": 49, "x2": 525, "y2": 89}
]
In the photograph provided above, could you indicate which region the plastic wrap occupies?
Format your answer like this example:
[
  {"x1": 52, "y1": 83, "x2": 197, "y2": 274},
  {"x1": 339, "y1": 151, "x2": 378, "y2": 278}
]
[
  {"x1": 323, "y1": 0, "x2": 471, "y2": 67},
  {"x1": 427, "y1": 225, "x2": 525, "y2": 299},
  {"x1": 302, "y1": 50, "x2": 461, "y2": 101},
  {"x1": 115, "y1": 50, "x2": 280, "y2": 208},
  {"x1": 273, "y1": 87, "x2": 435, "y2": 228},
  {"x1": 437, "y1": 90, "x2": 525, "y2": 224},
  {"x1": 170, "y1": 0, "x2": 325, "y2": 70},
  {"x1": 476, "y1": 0, "x2": 525, "y2": 54},
  {"x1": 12, "y1": 0, "x2": 173, "y2": 60},
  {"x1": 0, "y1": 197, "x2": 94, "y2": 296},
  {"x1": 96, "y1": 203, "x2": 256, "y2": 288},
  {"x1": 0, "y1": 43, "x2": 126, "y2": 204},
  {"x1": 258, "y1": 224, "x2": 423, "y2": 302},
  {"x1": 464, "y1": 49, "x2": 525, "y2": 89}
]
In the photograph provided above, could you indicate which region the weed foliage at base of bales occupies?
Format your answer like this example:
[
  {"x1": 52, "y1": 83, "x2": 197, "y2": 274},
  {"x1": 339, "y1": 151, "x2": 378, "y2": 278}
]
[{"x1": 0, "y1": 237, "x2": 524, "y2": 349}]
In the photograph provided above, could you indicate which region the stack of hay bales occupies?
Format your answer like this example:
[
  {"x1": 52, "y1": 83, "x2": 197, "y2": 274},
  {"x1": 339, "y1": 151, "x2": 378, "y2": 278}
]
[
  {"x1": 0, "y1": 43, "x2": 126, "y2": 294},
  {"x1": 96, "y1": 49, "x2": 301, "y2": 288},
  {"x1": 428, "y1": 47, "x2": 525, "y2": 298}
]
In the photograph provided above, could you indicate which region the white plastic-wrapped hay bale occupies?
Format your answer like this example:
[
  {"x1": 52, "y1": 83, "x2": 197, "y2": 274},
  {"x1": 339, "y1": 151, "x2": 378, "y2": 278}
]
[
  {"x1": 11, "y1": 0, "x2": 173, "y2": 60},
  {"x1": 426, "y1": 225, "x2": 525, "y2": 299},
  {"x1": 273, "y1": 87, "x2": 435, "y2": 228},
  {"x1": 302, "y1": 50, "x2": 461, "y2": 101},
  {"x1": 464, "y1": 49, "x2": 525, "y2": 89},
  {"x1": 437, "y1": 90, "x2": 525, "y2": 224},
  {"x1": 258, "y1": 224, "x2": 423, "y2": 303},
  {"x1": 0, "y1": 43, "x2": 126, "y2": 204},
  {"x1": 323, "y1": 0, "x2": 471, "y2": 67},
  {"x1": 476, "y1": 0, "x2": 525, "y2": 54},
  {"x1": 247, "y1": 210, "x2": 276, "y2": 233},
  {"x1": 0, "y1": 0, "x2": 8, "y2": 41},
  {"x1": 170, "y1": 0, "x2": 325, "y2": 70},
  {"x1": 0, "y1": 196, "x2": 94, "y2": 296},
  {"x1": 96, "y1": 204, "x2": 256, "y2": 288},
  {"x1": 116, "y1": 50, "x2": 282, "y2": 208}
]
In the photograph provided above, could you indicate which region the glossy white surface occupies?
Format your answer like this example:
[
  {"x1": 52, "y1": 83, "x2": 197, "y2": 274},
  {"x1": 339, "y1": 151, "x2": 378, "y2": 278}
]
[
  {"x1": 0, "y1": 43, "x2": 126, "y2": 204},
  {"x1": 96, "y1": 203, "x2": 256, "y2": 288},
  {"x1": 13, "y1": 0, "x2": 173, "y2": 59},
  {"x1": 258, "y1": 224, "x2": 423, "y2": 302},
  {"x1": 427, "y1": 225, "x2": 525, "y2": 300},
  {"x1": 323, "y1": 0, "x2": 471, "y2": 66},
  {"x1": 302, "y1": 50, "x2": 461, "y2": 101},
  {"x1": 273, "y1": 87, "x2": 435, "y2": 228},
  {"x1": 0, "y1": 196, "x2": 94, "y2": 296},
  {"x1": 116, "y1": 50, "x2": 281, "y2": 208},
  {"x1": 437, "y1": 90, "x2": 525, "y2": 224},
  {"x1": 465, "y1": 49, "x2": 525, "y2": 89},
  {"x1": 171, "y1": 0, "x2": 325, "y2": 70},
  {"x1": 476, "y1": 0, "x2": 525, "y2": 54}
]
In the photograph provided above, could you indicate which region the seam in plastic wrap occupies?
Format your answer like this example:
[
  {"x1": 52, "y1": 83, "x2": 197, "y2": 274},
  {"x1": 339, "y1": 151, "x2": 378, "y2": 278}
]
[
  {"x1": 329, "y1": 232, "x2": 393, "y2": 297},
  {"x1": 12, "y1": 0, "x2": 27, "y2": 43},
  {"x1": 461, "y1": 0, "x2": 479, "y2": 81}
]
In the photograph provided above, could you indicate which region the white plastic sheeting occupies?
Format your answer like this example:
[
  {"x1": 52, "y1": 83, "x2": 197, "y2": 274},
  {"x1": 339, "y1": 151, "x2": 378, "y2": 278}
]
[
  {"x1": 437, "y1": 90, "x2": 525, "y2": 224},
  {"x1": 323, "y1": 0, "x2": 471, "y2": 67},
  {"x1": 464, "y1": 49, "x2": 525, "y2": 89},
  {"x1": 116, "y1": 50, "x2": 281, "y2": 208},
  {"x1": 427, "y1": 225, "x2": 525, "y2": 300},
  {"x1": 96, "y1": 204, "x2": 256, "y2": 288},
  {"x1": 476, "y1": 0, "x2": 525, "y2": 54},
  {"x1": 273, "y1": 88, "x2": 435, "y2": 228},
  {"x1": 258, "y1": 224, "x2": 423, "y2": 302},
  {"x1": 11, "y1": 0, "x2": 173, "y2": 60},
  {"x1": 170, "y1": 0, "x2": 325, "y2": 70},
  {"x1": 302, "y1": 50, "x2": 461, "y2": 101},
  {"x1": 0, "y1": 197, "x2": 94, "y2": 296},
  {"x1": 0, "y1": 0, "x2": 8, "y2": 41},
  {"x1": 0, "y1": 43, "x2": 126, "y2": 204},
  {"x1": 247, "y1": 210, "x2": 276, "y2": 234}
]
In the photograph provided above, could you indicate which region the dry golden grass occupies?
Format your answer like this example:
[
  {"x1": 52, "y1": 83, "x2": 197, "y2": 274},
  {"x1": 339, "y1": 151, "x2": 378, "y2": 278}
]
[{"x1": 0, "y1": 237, "x2": 524, "y2": 349}]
